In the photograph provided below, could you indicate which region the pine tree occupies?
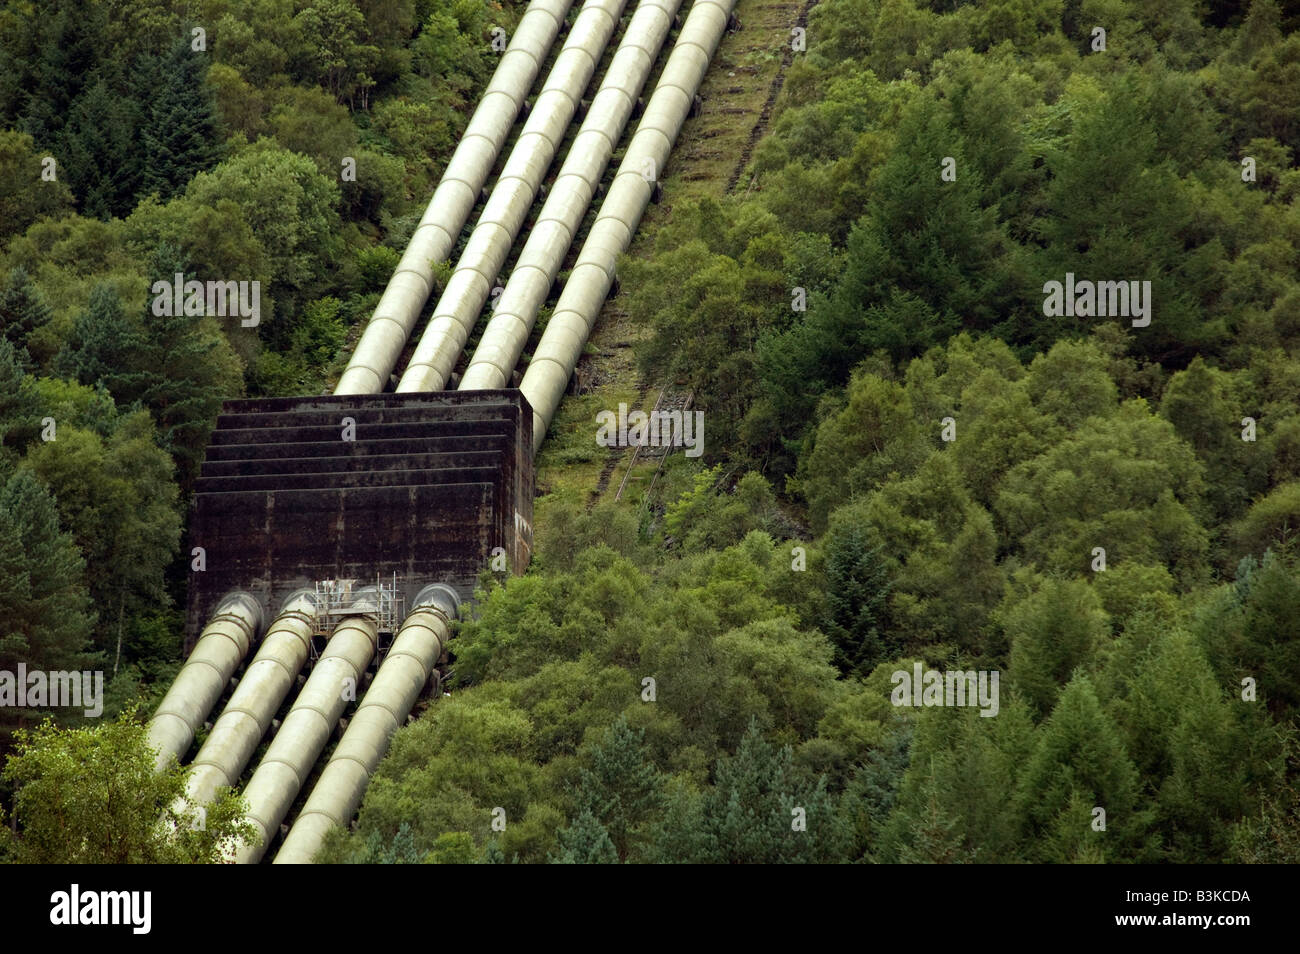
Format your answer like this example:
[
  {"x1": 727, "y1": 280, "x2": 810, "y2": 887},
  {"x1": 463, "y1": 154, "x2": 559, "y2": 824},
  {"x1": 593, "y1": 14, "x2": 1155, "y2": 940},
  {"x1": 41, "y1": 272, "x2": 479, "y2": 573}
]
[
  {"x1": 842, "y1": 723, "x2": 911, "y2": 862},
  {"x1": 138, "y1": 38, "x2": 223, "y2": 200},
  {"x1": 54, "y1": 253, "x2": 237, "y2": 491},
  {"x1": 896, "y1": 787, "x2": 966, "y2": 864},
  {"x1": 549, "y1": 810, "x2": 619, "y2": 864},
  {"x1": 704, "y1": 721, "x2": 849, "y2": 863},
  {"x1": 0, "y1": 506, "x2": 32, "y2": 660},
  {"x1": 1149, "y1": 628, "x2": 1254, "y2": 862},
  {"x1": 10, "y1": 0, "x2": 108, "y2": 142},
  {"x1": 824, "y1": 520, "x2": 894, "y2": 675},
  {"x1": 54, "y1": 283, "x2": 146, "y2": 403},
  {"x1": 1237, "y1": 549, "x2": 1300, "y2": 722},
  {"x1": 570, "y1": 716, "x2": 662, "y2": 860},
  {"x1": 877, "y1": 701, "x2": 1037, "y2": 864},
  {"x1": 1036, "y1": 83, "x2": 1218, "y2": 359},
  {"x1": 1230, "y1": 738, "x2": 1300, "y2": 863},
  {"x1": 644, "y1": 780, "x2": 718, "y2": 864},
  {"x1": 0, "y1": 336, "x2": 40, "y2": 452},
  {"x1": 57, "y1": 78, "x2": 143, "y2": 220},
  {"x1": 1231, "y1": 0, "x2": 1283, "y2": 64},
  {"x1": 1015, "y1": 674, "x2": 1153, "y2": 862},
  {"x1": 0, "y1": 267, "x2": 53, "y2": 371},
  {"x1": 358, "y1": 822, "x2": 422, "y2": 863},
  {"x1": 0, "y1": 468, "x2": 96, "y2": 678},
  {"x1": 853, "y1": 94, "x2": 1011, "y2": 345},
  {"x1": 1005, "y1": 577, "x2": 1110, "y2": 717},
  {"x1": 1161, "y1": 357, "x2": 1259, "y2": 522}
]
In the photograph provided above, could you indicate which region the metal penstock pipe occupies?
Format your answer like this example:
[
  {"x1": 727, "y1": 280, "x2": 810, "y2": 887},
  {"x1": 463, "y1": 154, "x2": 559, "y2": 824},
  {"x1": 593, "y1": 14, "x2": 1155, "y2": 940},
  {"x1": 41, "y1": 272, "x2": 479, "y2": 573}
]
[
  {"x1": 396, "y1": 0, "x2": 630, "y2": 394},
  {"x1": 334, "y1": 0, "x2": 576, "y2": 395},
  {"x1": 233, "y1": 588, "x2": 381, "y2": 863},
  {"x1": 181, "y1": 590, "x2": 319, "y2": 808},
  {"x1": 146, "y1": 591, "x2": 263, "y2": 773},
  {"x1": 459, "y1": 0, "x2": 683, "y2": 391},
  {"x1": 274, "y1": 584, "x2": 460, "y2": 863}
]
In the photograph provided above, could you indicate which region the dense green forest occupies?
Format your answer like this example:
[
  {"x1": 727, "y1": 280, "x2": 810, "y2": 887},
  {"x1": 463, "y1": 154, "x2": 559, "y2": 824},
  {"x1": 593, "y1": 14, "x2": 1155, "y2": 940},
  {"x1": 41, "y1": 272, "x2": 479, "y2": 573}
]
[{"x1": 3, "y1": 0, "x2": 1300, "y2": 863}]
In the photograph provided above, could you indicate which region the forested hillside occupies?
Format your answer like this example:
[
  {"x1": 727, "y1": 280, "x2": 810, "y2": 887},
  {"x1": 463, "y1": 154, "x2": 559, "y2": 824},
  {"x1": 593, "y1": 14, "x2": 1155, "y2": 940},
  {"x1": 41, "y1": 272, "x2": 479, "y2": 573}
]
[
  {"x1": 2, "y1": 0, "x2": 1299, "y2": 864},
  {"x1": 325, "y1": 0, "x2": 1300, "y2": 864}
]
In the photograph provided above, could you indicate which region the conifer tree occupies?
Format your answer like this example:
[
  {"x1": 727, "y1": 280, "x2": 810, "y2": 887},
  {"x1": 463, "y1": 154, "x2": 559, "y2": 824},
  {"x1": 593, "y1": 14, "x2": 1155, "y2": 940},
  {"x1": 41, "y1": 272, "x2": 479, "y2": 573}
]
[
  {"x1": 550, "y1": 810, "x2": 619, "y2": 864},
  {"x1": 7, "y1": 0, "x2": 108, "y2": 141},
  {"x1": 54, "y1": 283, "x2": 146, "y2": 403},
  {"x1": 1005, "y1": 577, "x2": 1110, "y2": 717},
  {"x1": 1015, "y1": 674, "x2": 1153, "y2": 862},
  {"x1": 569, "y1": 716, "x2": 662, "y2": 860},
  {"x1": 139, "y1": 37, "x2": 223, "y2": 200},
  {"x1": 57, "y1": 79, "x2": 143, "y2": 220},
  {"x1": 823, "y1": 520, "x2": 894, "y2": 675},
  {"x1": 704, "y1": 721, "x2": 848, "y2": 864},
  {"x1": 0, "y1": 468, "x2": 95, "y2": 677},
  {"x1": 0, "y1": 267, "x2": 53, "y2": 371},
  {"x1": 0, "y1": 337, "x2": 40, "y2": 452}
]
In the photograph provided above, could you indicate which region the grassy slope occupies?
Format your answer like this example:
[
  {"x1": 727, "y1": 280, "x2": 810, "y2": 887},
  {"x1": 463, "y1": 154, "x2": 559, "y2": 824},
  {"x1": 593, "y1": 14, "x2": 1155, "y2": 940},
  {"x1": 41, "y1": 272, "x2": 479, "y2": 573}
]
[{"x1": 533, "y1": 0, "x2": 811, "y2": 509}]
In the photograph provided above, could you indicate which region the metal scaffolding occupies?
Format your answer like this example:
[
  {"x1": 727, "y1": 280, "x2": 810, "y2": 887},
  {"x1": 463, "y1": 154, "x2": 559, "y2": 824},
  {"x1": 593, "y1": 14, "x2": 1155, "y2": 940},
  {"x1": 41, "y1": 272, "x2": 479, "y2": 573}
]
[{"x1": 312, "y1": 574, "x2": 405, "y2": 636}]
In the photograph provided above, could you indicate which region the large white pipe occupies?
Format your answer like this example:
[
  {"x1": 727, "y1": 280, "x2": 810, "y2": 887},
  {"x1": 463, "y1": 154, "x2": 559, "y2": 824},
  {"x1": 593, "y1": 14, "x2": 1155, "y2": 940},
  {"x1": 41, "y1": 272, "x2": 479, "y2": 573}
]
[
  {"x1": 459, "y1": 0, "x2": 683, "y2": 391},
  {"x1": 395, "y1": 0, "x2": 630, "y2": 394},
  {"x1": 233, "y1": 589, "x2": 381, "y2": 864},
  {"x1": 147, "y1": 591, "x2": 263, "y2": 772},
  {"x1": 182, "y1": 591, "x2": 319, "y2": 808},
  {"x1": 334, "y1": 0, "x2": 576, "y2": 395},
  {"x1": 273, "y1": 584, "x2": 460, "y2": 864},
  {"x1": 520, "y1": 0, "x2": 735, "y2": 451}
]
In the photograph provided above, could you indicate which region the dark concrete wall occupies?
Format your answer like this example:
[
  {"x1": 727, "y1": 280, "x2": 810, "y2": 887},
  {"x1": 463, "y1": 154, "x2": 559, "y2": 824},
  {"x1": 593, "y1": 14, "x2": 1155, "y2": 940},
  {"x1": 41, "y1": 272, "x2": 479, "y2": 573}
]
[{"x1": 185, "y1": 390, "x2": 533, "y2": 646}]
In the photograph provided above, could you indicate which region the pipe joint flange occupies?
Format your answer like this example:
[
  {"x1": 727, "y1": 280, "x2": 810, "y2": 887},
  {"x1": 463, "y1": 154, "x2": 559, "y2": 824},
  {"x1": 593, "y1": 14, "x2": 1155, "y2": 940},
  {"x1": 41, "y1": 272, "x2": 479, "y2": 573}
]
[
  {"x1": 279, "y1": 588, "x2": 321, "y2": 614},
  {"x1": 410, "y1": 583, "x2": 462, "y2": 622}
]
